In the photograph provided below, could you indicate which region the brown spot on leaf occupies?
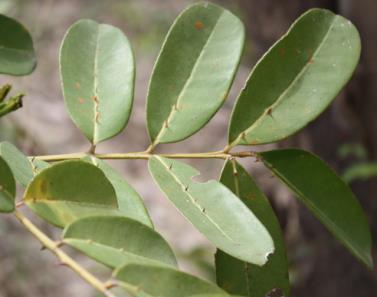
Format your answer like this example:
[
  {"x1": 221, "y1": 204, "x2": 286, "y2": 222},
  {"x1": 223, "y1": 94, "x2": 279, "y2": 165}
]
[
  {"x1": 75, "y1": 82, "x2": 81, "y2": 89},
  {"x1": 266, "y1": 107, "x2": 273, "y2": 117},
  {"x1": 279, "y1": 48, "x2": 286, "y2": 56},
  {"x1": 194, "y1": 21, "x2": 204, "y2": 30},
  {"x1": 78, "y1": 97, "x2": 85, "y2": 104},
  {"x1": 40, "y1": 179, "x2": 48, "y2": 195},
  {"x1": 307, "y1": 48, "x2": 314, "y2": 63},
  {"x1": 246, "y1": 193, "x2": 257, "y2": 201},
  {"x1": 168, "y1": 84, "x2": 176, "y2": 92}
]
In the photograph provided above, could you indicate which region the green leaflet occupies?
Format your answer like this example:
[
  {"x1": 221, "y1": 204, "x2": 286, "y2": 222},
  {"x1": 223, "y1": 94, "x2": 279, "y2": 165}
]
[
  {"x1": 24, "y1": 160, "x2": 121, "y2": 228},
  {"x1": 0, "y1": 156, "x2": 16, "y2": 212},
  {"x1": 148, "y1": 156, "x2": 273, "y2": 266},
  {"x1": 0, "y1": 142, "x2": 34, "y2": 187},
  {"x1": 83, "y1": 156, "x2": 153, "y2": 228},
  {"x1": 115, "y1": 264, "x2": 226, "y2": 297},
  {"x1": 260, "y1": 149, "x2": 373, "y2": 269},
  {"x1": 216, "y1": 160, "x2": 290, "y2": 297},
  {"x1": 0, "y1": 14, "x2": 36, "y2": 75},
  {"x1": 60, "y1": 19, "x2": 135, "y2": 144},
  {"x1": 147, "y1": 2, "x2": 244, "y2": 144},
  {"x1": 63, "y1": 216, "x2": 177, "y2": 269},
  {"x1": 228, "y1": 9, "x2": 360, "y2": 146}
]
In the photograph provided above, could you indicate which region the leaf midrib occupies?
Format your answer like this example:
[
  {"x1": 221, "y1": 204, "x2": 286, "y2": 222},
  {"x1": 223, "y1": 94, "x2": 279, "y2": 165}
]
[
  {"x1": 263, "y1": 157, "x2": 370, "y2": 266},
  {"x1": 92, "y1": 25, "x2": 101, "y2": 144},
  {"x1": 0, "y1": 45, "x2": 32, "y2": 54},
  {"x1": 26, "y1": 199, "x2": 117, "y2": 208},
  {"x1": 152, "y1": 11, "x2": 224, "y2": 144},
  {"x1": 155, "y1": 156, "x2": 236, "y2": 243},
  {"x1": 64, "y1": 239, "x2": 174, "y2": 268},
  {"x1": 232, "y1": 16, "x2": 338, "y2": 146}
]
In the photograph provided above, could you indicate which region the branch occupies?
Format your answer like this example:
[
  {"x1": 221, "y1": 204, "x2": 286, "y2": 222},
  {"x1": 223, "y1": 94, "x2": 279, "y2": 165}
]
[
  {"x1": 29, "y1": 150, "x2": 257, "y2": 162},
  {"x1": 14, "y1": 211, "x2": 117, "y2": 297}
]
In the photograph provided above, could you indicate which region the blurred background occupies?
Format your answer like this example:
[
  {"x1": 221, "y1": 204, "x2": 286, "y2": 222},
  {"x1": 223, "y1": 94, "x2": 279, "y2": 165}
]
[{"x1": 0, "y1": 0, "x2": 376, "y2": 296}]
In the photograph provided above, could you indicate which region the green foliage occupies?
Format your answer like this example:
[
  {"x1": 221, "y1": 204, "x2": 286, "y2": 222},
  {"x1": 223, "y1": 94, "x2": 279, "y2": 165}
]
[
  {"x1": 24, "y1": 160, "x2": 121, "y2": 227},
  {"x1": 0, "y1": 86, "x2": 23, "y2": 117},
  {"x1": 0, "y1": 3, "x2": 373, "y2": 297},
  {"x1": 228, "y1": 9, "x2": 360, "y2": 146},
  {"x1": 60, "y1": 19, "x2": 135, "y2": 144},
  {"x1": 0, "y1": 141, "x2": 35, "y2": 187},
  {"x1": 216, "y1": 161, "x2": 290, "y2": 297},
  {"x1": 260, "y1": 149, "x2": 373, "y2": 268},
  {"x1": 83, "y1": 156, "x2": 153, "y2": 227},
  {"x1": 0, "y1": 14, "x2": 35, "y2": 117},
  {"x1": 63, "y1": 216, "x2": 177, "y2": 269},
  {"x1": 115, "y1": 264, "x2": 227, "y2": 297},
  {"x1": 343, "y1": 162, "x2": 377, "y2": 182},
  {"x1": 0, "y1": 156, "x2": 15, "y2": 212},
  {"x1": 146, "y1": 2, "x2": 244, "y2": 145},
  {"x1": 148, "y1": 156, "x2": 274, "y2": 265},
  {"x1": 0, "y1": 14, "x2": 36, "y2": 75}
]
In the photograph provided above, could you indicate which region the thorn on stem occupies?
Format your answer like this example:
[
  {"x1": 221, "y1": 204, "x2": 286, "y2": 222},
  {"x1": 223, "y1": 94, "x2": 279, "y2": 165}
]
[
  {"x1": 57, "y1": 261, "x2": 69, "y2": 268},
  {"x1": 55, "y1": 240, "x2": 64, "y2": 248},
  {"x1": 104, "y1": 280, "x2": 117, "y2": 289},
  {"x1": 16, "y1": 200, "x2": 25, "y2": 208}
]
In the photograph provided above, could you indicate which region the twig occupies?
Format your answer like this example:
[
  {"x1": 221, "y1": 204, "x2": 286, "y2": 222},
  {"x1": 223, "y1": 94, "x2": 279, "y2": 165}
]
[
  {"x1": 13, "y1": 211, "x2": 117, "y2": 297},
  {"x1": 29, "y1": 150, "x2": 257, "y2": 162}
]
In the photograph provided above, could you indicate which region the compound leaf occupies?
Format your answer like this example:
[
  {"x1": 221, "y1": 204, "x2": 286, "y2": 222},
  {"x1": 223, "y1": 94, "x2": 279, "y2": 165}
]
[
  {"x1": 60, "y1": 19, "x2": 134, "y2": 144},
  {"x1": 83, "y1": 156, "x2": 153, "y2": 228},
  {"x1": 115, "y1": 264, "x2": 226, "y2": 297},
  {"x1": 147, "y1": 2, "x2": 244, "y2": 144},
  {"x1": 24, "y1": 160, "x2": 121, "y2": 228},
  {"x1": 148, "y1": 156, "x2": 273, "y2": 266},
  {"x1": 216, "y1": 160, "x2": 290, "y2": 297},
  {"x1": 0, "y1": 156, "x2": 16, "y2": 212},
  {"x1": 0, "y1": 14, "x2": 36, "y2": 75},
  {"x1": 228, "y1": 9, "x2": 360, "y2": 146},
  {"x1": 63, "y1": 216, "x2": 177, "y2": 269},
  {"x1": 260, "y1": 149, "x2": 373, "y2": 269}
]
